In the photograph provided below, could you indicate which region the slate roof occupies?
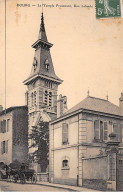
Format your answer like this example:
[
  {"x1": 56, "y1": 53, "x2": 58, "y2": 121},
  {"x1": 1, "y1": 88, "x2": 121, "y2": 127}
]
[
  {"x1": 0, "y1": 106, "x2": 28, "y2": 116},
  {"x1": 64, "y1": 96, "x2": 121, "y2": 117},
  {"x1": 24, "y1": 13, "x2": 62, "y2": 85}
]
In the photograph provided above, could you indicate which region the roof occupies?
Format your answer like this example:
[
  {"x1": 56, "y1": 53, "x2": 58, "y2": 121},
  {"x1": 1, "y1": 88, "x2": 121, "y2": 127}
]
[
  {"x1": 64, "y1": 96, "x2": 121, "y2": 117},
  {"x1": 24, "y1": 13, "x2": 62, "y2": 85},
  {"x1": 0, "y1": 106, "x2": 28, "y2": 116}
]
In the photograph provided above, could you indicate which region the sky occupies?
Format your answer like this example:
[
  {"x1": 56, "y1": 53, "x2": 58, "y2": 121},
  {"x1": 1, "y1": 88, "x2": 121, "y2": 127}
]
[{"x1": 0, "y1": 0, "x2": 123, "y2": 111}]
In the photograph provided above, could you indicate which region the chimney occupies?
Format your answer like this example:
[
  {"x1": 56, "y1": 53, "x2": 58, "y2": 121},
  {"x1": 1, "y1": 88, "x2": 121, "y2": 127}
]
[
  {"x1": 119, "y1": 92, "x2": 123, "y2": 114},
  {"x1": 57, "y1": 94, "x2": 68, "y2": 118},
  {"x1": 0, "y1": 105, "x2": 3, "y2": 112}
]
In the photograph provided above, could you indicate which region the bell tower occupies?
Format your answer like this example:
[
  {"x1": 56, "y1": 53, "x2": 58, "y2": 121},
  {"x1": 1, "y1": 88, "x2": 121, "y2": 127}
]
[{"x1": 24, "y1": 13, "x2": 62, "y2": 130}]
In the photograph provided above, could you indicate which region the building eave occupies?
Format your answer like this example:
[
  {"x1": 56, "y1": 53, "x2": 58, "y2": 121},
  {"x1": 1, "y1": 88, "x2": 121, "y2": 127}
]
[
  {"x1": 23, "y1": 73, "x2": 63, "y2": 85},
  {"x1": 50, "y1": 108, "x2": 123, "y2": 125},
  {"x1": 32, "y1": 39, "x2": 53, "y2": 49}
]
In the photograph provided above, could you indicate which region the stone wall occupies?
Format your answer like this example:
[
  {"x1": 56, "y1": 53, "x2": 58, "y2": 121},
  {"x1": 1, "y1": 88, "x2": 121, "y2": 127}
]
[{"x1": 82, "y1": 155, "x2": 108, "y2": 191}]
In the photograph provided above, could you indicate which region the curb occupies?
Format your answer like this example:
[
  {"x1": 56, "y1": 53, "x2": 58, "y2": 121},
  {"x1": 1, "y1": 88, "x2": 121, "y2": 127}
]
[{"x1": 36, "y1": 182, "x2": 79, "y2": 192}]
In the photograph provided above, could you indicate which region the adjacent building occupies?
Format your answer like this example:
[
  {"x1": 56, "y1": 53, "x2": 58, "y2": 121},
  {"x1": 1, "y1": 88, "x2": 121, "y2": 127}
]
[
  {"x1": 0, "y1": 106, "x2": 28, "y2": 165},
  {"x1": 49, "y1": 94, "x2": 123, "y2": 191}
]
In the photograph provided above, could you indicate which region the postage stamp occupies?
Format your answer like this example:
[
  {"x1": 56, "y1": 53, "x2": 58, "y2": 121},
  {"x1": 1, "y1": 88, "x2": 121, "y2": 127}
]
[{"x1": 96, "y1": 0, "x2": 121, "y2": 19}]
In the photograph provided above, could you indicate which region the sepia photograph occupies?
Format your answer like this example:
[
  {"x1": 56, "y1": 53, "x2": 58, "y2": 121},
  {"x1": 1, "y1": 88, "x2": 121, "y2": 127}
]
[{"x1": 0, "y1": 0, "x2": 123, "y2": 192}]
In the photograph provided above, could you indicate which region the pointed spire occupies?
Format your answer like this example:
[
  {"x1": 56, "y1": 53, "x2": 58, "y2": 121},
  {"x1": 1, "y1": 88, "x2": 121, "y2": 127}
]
[
  {"x1": 38, "y1": 12, "x2": 47, "y2": 41},
  {"x1": 40, "y1": 13, "x2": 45, "y2": 32}
]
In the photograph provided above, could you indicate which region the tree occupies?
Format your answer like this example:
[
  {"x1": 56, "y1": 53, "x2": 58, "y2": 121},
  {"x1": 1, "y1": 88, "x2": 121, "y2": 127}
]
[{"x1": 29, "y1": 121, "x2": 49, "y2": 172}]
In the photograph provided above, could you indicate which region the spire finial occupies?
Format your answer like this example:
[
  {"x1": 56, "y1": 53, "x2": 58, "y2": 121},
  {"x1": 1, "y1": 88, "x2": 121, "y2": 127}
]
[
  {"x1": 87, "y1": 88, "x2": 90, "y2": 97},
  {"x1": 106, "y1": 91, "x2": 108, "y2": 101}
]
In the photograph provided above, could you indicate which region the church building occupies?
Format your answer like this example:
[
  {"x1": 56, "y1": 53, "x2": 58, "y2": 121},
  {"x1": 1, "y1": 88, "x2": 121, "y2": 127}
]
[{"x1": 23, "y1": 13, "x2": 63, "y2": 172}]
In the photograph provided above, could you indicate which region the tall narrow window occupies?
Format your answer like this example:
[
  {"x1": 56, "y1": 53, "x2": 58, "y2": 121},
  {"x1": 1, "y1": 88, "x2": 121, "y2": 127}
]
[
  {"x1": 34, "y1": 91, "x2": 37, "y2": 106},
  {"x1": 5, "y1": 140, "x2": 8, "y2": 153},
  {"x1": 31, "y1": 92, "x2": 34, "y2": 107},
  {"x1": 94, "y1": 120, "x2": 99, "y2": 140},
  {"x1": 1, "y1": 121, "x2": 3, "y2": 133},
  {"x1": 62, "y1": 123, "x2": 68, "y2": 145},
  {"x1": 1, "y1": 141, "x2": 5, "y2": 154},
  {"x1": 113, "y1": 123, "x2": 118, "y2": 141},
  {"x1": 3, "y1": 120, "x2": 6, "y2": 133},
  {"x1": 104, "y1": 122, "x2": 108, "y2": 141},
  {"x1": 49, "y1": 92, "x2": 52, "y2": 107},
  {"x1": 113, "y1": 123, "x2": 122, "y2": 142},
  {"x1": 1, "y1": 140, "x2": 8, "y2": 154},
  {"x1": 100, "y1": 121, "x2": 103, "y2": 141},
  {"x1": 7, "y1": 119, "x2": 10, "y2": 132},
  {"x1": 44, "y1": 90, "x2": 48, "y2": 105}
]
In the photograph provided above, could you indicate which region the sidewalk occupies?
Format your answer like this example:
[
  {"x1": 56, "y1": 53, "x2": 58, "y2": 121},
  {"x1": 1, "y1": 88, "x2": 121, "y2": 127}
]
[{"x1": 36, "y1": 181, "x2": 99, "y2": 192}]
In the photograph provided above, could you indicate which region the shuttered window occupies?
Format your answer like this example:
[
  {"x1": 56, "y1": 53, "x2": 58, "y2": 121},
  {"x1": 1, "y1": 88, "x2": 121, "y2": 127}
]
[
  {"x1": 113, "y1": 123, "x2": 122, "y2": 142},
  {"x1": 0, "y1": 121, "x2": 3, "y2": 133},
  {"x1": 1, "y1": 140, "x2": 8, "y2": 154},
  {"x1": 104, "y1": 122, "x2": 108, "y2": 141},
  {"x1": 3, "y1": 120, "x2": 6, "y2": 133},
  {"x1": 7, "y1": 119, "x2": 10, "y2": 132},
  {"x1": 94, "y1": 120, "x2": 99, "y2": 140},
  {"x1": 113, "y1": 123, "x2": 118, "y2": 141},
  {"x1": 0, "y1": 120, "x2": 6, "y2": 133},
  {"x1": 5, "y1": 140, "x2": 8, "y2": 153},
  {"x1": 62, "y1": 123, "x2": 68, "y2": 145},
  {"x1": 94, "y1": 120, "x2": 108, "y2": 141}
]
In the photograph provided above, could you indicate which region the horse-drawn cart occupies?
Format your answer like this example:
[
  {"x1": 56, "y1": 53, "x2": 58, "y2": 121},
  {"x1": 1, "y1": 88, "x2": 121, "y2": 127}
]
[{"x1": 7, "y1": 168, "x2": 37, "y2": 184}]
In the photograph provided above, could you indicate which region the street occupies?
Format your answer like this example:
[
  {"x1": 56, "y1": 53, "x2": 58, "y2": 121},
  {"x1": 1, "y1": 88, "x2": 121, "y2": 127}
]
[{"x1": 0, "y1": 181, "x2": 70, "y2": 192}]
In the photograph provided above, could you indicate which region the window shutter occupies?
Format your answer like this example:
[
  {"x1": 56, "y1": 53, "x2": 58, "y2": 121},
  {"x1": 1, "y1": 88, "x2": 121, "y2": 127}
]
[
  {"x1": 7, "y1": 119, "x2": 10, "y2": 132},
  {"x1": 0, "y1": 121, "x2": 1, "y2": 133},
  {"x1": 104, "y1": 122, "x2": 108, "y2": 141},
  {"x1": 113, "y1": 123, "x2": 118, "y2": 141},
  {"x1": 100, "y1": 121, "x2": 103, "y2": 141},
  {"x1": 5, "y1": 140, "x2": 8, "y2": 153},
  {"x1": 1, "y1": 142, "x2": 3, "y2": 154},
  {"x1": 118, "y1": 124, "x2": 122, "y2": 142},
  {"x1": 94, "y1": 120, "x2": 99, "y2": 140},
  {"x1": 3, "y1": 120, "x2": 6, "y2": 133},
  {"x1": 1, "y1": 121, "x2": 3, "y2": 133},
  {"x1": 62, "y1": 123, "x2": 68, "y2": 144}
]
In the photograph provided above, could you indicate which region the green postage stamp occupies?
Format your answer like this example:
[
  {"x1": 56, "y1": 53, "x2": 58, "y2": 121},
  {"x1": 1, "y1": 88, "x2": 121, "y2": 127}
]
[{"x1": 96, "y1": 0, "x2": 121, "y2": 19}]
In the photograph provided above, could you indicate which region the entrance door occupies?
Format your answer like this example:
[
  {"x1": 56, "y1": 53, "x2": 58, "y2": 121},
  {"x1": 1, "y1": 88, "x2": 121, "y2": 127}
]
[{"x1": 117, "y1": 154, "x2": 123, "y2": 191}]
